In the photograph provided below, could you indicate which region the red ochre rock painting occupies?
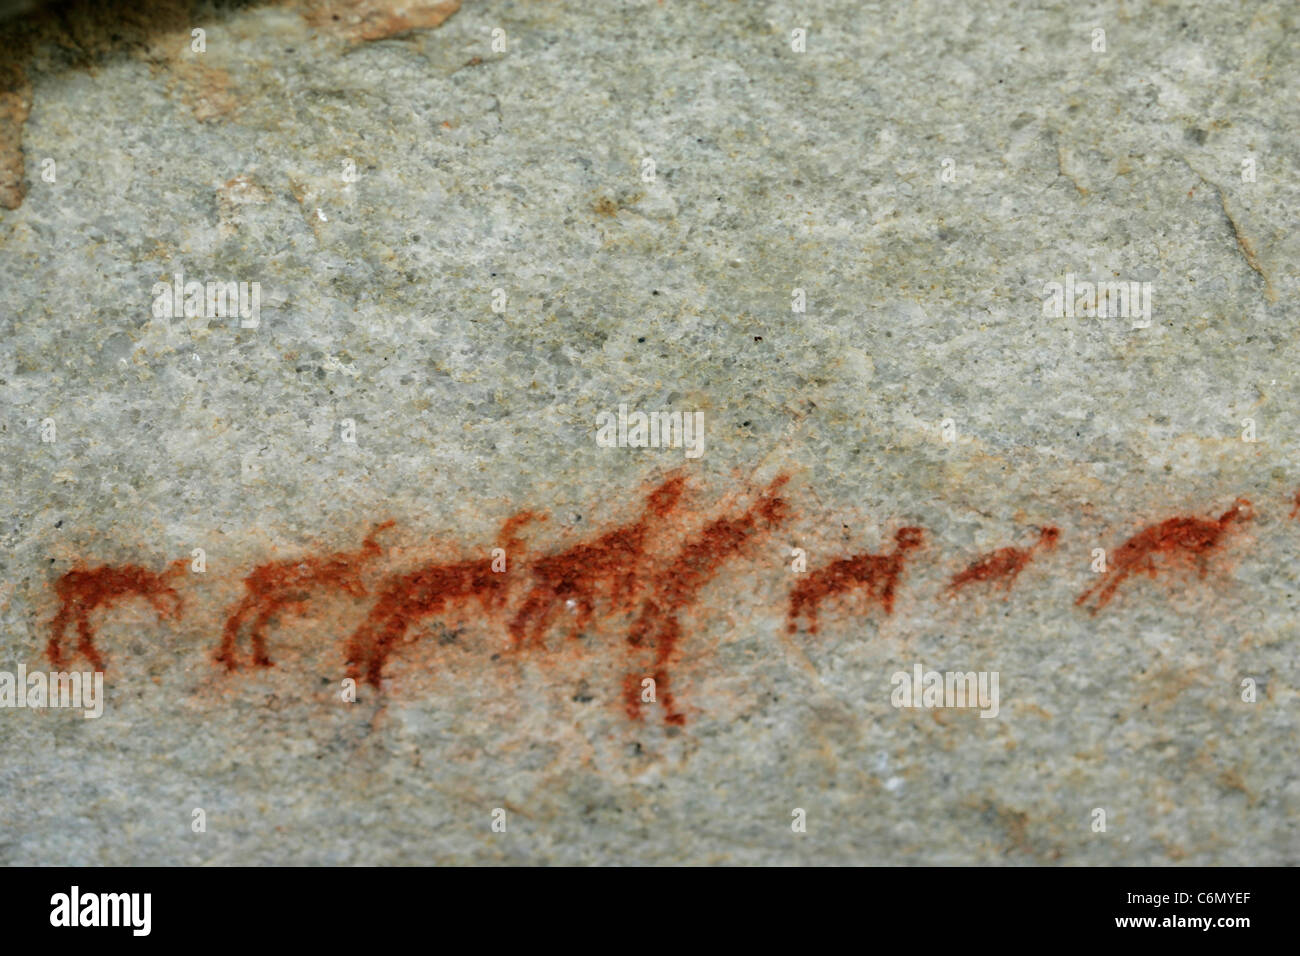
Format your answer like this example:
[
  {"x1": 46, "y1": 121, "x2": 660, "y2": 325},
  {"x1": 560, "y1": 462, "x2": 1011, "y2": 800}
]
[
  {"x1": 625, "y1": 474, "x2": 790, "y2": 724},
  {"x1": 945, "y1": 526, "x2": 1061, "y2": 597},
  {"x1": 1074, "y1": 499, "x2": 1253, "y2": 614},
  {"x1": 43, "y1": 484, "x2": 1283, "y2": 722},
  {"x1": 786, "y1": 526, "x2": 925, "y2": 636},
  {"x1": 218, "y1": 519, "x2": 396, "y2": 670},
  {"x1": 509, "y1": 475, "x2": 686, "y2": 650},
  {"x1": 344, "y1": 511, "x2": 542, "y2": 688},
  {"x1": 48, "y1": 560, "x2": 187, "y2": 670}
]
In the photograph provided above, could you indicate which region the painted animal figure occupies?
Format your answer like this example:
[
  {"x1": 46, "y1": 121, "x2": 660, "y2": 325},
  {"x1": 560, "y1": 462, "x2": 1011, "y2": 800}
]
[
  {"x1": 217, "y1": 521, "x2": 394, "y2": 670},
  {"x1": 946, "y1": 526, "x2": 1060, "y2": 596},
  {"x1": 787, "y1": 526, "x2": 925, "y2": 635},
  {"x1": 1075, "y1": 499, "x2": 1252, "y2": 613},
  {"x1": 509, "y1": 475, "x2": 686, "y2": 648},
  {"x1": 626, "y1": 475, "x2": 790, "y2": 724},
  {"x1": 346, "y1": 513, "x2": 538, "y2": 687},
  {"x1": 49, "y1": 559, "x2": 187, "y2": 669}
]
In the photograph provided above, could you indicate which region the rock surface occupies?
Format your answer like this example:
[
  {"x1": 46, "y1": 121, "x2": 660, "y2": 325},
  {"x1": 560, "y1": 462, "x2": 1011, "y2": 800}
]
[{"x1": 1, "y1": 0, "x2": 1297, "y2": 864}]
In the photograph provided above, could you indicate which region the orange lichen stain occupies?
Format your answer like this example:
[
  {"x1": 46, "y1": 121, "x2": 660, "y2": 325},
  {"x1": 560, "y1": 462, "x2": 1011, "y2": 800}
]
[
  {"x1": 786, "y1": 526, "x2": 925, "y2": 635},
  {"x1": 48, "y1": 560, "x2": 187, "y2": 670},
  {"x1": 171, "y1": 63, "x2": 239, "y2": 123},
  {"x1": 1075, "y1": 499, "x2": 1253, "y2": 614},
  {"x1": 0, "y1": 73, "x2": 31, "y2": 211},
  {"x1": 302, "y1": 0, "x2": 461, "y2": 44},
  {"x1": 217, "y1": 520, "x2": 396, "y2": 671},
  {"x1": 509, "y1": 476, "x2": 686, "y2": 649},
  {"x1": 945, "y1": 526, "x2": 1060, "y2": 597},
  {"x1": 625, "y1": 475, "x2": 790, "y2": 724},
  {"x1": 345, "y1": 512, "x2": 539, "y2": 687}
]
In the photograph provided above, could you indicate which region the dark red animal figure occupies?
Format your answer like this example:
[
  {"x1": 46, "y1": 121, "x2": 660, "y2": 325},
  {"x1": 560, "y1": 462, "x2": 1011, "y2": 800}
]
[
  {"x1": 946, "y1": 526, "x2": 1060, "y2": 596},
  {"x1": 509, "y1": 475, "x2": 686, "y2": 648},
  {"x1": 1075, "y1": 499, "x2": 1252, "y2": 613},
  {"x1": 217, "y1": 521, "x2": 395, "y2": 670},
  {"x1": 346, "y1": 512, "x2": 539, "y2": 687},
  {"x1": 49, "y1": 559, "x2": 187, "y2": 669},
  {"x1": 786, "y1": 526, "x2": 926, "y2": 635},
  {"x1": 625, "y1": 475, "x2": 790, "y2": 724}
]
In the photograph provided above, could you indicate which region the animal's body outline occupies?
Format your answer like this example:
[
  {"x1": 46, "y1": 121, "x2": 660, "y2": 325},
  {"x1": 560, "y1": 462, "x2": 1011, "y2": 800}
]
[
  {"x1": 1075, "y1": 499, "x2": 1252, "y2": 613},
  {"x1": 508, "y1": 476, "x2": 685, "y2": 649},
  {"x1": 787, "y1": 526, "x2": 925, "y2": 635},
  {"x1": 345, "y1": 513, "x2": 539, "y2": 687},
  {"x1": 626, "y1": 475, "x2": 790, "y2": 723},
  {"x1": 217, "y1": 520, "x2": 395, "y2": 670},
  {"x1": 40, "y1": 485, "x2": 1287, "y2": 724},
  {"x1": 946, "y1": 526, "x2": 1060, "y2": 596},
  {"x1": 49, "y1": 560, "x2": 187, "y2": 669}
]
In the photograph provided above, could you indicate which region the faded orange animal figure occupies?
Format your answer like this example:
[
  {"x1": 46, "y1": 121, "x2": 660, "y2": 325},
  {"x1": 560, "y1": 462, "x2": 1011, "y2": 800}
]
[
  {"x1": 786, "y1": 526, "x2": 925, "y2": 636},
  {"x1": 217, "y1": 520, "x2": 396, "y2": 670},
  {"x1": 346, "y1": 512, "x2": 539, "y2": 687},
  {"x1": 509, "y1": 476, "x2": 686, "y2": 648},
  {"x1": 1075, "y1": 499, "x2": 1252, "y2": 614},
  {"x1": 626, "y1": 475, "x2": 790, "y2": 724},
  {"x1": 48, "y1": 560, "x2": 187, "y2": 669},
  {"x1": 946, "y1": 526, "x2": 1060, "y2": 596}
]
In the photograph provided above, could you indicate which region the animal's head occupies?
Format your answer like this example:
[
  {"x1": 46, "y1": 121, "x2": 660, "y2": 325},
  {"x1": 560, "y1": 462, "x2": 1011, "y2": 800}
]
[
  {"x1": 754, "y1": 474, "x2": 792, "y2": 526},
  {"x1": 1038, "y1": 526, "x2": 1062, "y2": 549},
  {"x1": 497, "y1": 511, "x2": 545, "y2": 553},
  {"x1": 895, "y1": 526, "x2": 925, "y2": 551},
  {"x1": 646, "y1": 474, "x2": 688, "y2": 517},
  {"x1": 1222, "y1": 498, "x2": 1253, "y2": 524}
]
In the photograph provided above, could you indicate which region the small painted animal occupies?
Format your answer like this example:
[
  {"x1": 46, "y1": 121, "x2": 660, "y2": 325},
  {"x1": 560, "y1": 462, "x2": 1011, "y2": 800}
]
[
  {"x1": 217, "y1": 521, "x2": 394, "y2": 670},
  {"x1": 346, "y1": 512, "x2": 539, "y2": 687},
  {"x1": 49, "y1": 559, "x2": 187, "y2": 669},
  {"x1": 1075, "y1": 499, "x2": 1252, "y2": 613},
  {"x1": 625, "y1": 474, "x2": 790, "y2": 724},
  {"x1": 509, "y1": 475, "x2": 685, "y2": 648},
  {"x1": 946, "y1": 526, "x2": 1060, "y2": 596},
  {"x1": 787, "y1": 526, "x2": 925, "y2": 635}
]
